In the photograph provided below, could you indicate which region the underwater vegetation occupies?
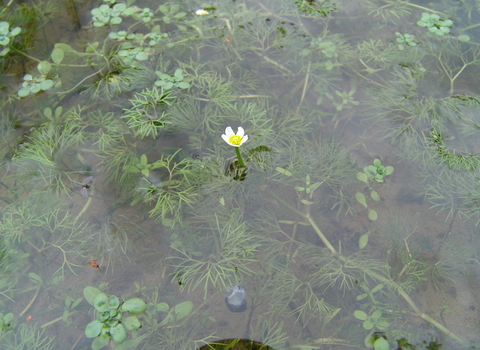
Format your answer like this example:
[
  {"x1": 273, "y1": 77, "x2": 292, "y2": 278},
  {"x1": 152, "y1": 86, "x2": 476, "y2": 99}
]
[{"x1": 0, "y1": 0, "x2": 480, "y2": 349}]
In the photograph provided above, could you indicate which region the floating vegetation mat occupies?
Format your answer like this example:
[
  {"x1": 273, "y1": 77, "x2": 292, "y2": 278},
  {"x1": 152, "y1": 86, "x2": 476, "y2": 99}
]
[{"x1": 0, "y1": 0, "x2": 480, "y2": 349}]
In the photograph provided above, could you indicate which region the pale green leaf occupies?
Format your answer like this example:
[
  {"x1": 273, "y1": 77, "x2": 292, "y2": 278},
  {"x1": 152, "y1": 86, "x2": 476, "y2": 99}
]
[
  {"x1": 359, "y1": 233, "x2": 369, "y2": 249},
  {"x1": 83, "y1": 287, "x2": 102, "y2": 306},
  {"x1": 355, "y1": 192, "x2": 367, "y2": 208},
  {"x1": 37, "y1": 61, "x2": 52, "y2": 75},
  {"x1": 356, "y1": 172, "x2": 368, "y2": 184},
  {"x1": 353, "y1": 310, "x2": 367, "y2": 320},
  {"x1": 370, "y1": 190, "x2": 380, "y2": 201},
  {"x1": 51, "y1": 48, "x2": 64, "y2": 64},
  {"x1": 121, "y1": 298, "x2": 147, "y2": 315}
]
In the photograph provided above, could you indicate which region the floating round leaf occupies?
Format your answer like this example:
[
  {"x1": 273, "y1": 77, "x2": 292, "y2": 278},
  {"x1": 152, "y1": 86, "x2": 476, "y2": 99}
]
[
  {"x1": 41, "y1": 79, "x2": 54, "y2": 90},
  {"x1": 91, "y1": 335, "x2": 109, "y2": 350},
  {"x1": 121, "y1": 298, "x2": 147, "y2": 315},
  {"x1": 38, "y1": 60, "x2": 52, "y2": 75},
  {"x1": 18, "y1": 87, "x2": 30, "y2": 97},
  {"x1": 363, "y1": 319, "x2": 374, "y2": 330},
  {"x1": 123, "y1": 315, "x2": 141, "y2": 331},
  {"x1": 156, "y1": 302, "x2": 169, "y2": 312},
  {"x1": 84, "y1": 287, "x2": 102, "y2": 306},
  {"x1": 110, "y1": 323, "x2": 127, "y2": 344},
  {"x1": 377, "y1": 319, "x2": 390, "y2": 330},
  {"x1": 373, "y1": 337, "x2": 390, "y2": 350},
  {"x1": 367, "y1": 165, "x2": 377, "y2": 174},
  {"x1": 173, "y1": 301, "x2": 193, "y2": 320},
  {"x1": 85, "y1": 319, "x2": 104, "y2": 338},
  {"x1": 371, "y1": 310, "x2": 382, "y2": 320},
  {"x1": 355, "y1": 192, "x2": 367, "y2": 208},
  {"x1": 359, "y1": 233, "x2": 369, "y2": 249},
  {"x1": 370, "y1": 190, "x2": 380, "y2": 201},
  {"x1": 353, "y1": 310, "x2": 367, "y2": 320},
  {"x1": 135, "y1": 52, "x2": 149, "y2": 61},
  {"x1": 51, "y1": 48, "x2": 64, "y2": 64},
  {"x1": 368, "y1": 209, "x2": 378, "y2": 221},
  {"x1": 94, "y1": 292, "x2": 108, "y2": 312},
  {"x1": 356, "y1": 172, "x2": 368, "y2": 184},
  {"x1": 31, "y1": 84, "x2": 41, "y2": 94},
  {"x1": 107, "y1": 295, "x2": 120, "y2": 309},
  {"x1": 177, "y1": 82, "x2": 190, "y2": 89}
]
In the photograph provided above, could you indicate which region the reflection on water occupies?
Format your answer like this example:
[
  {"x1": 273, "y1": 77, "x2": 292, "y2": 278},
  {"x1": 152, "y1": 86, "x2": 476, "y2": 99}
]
[{"x1": 0, "y1": 0, "x2": 480, "y2": 349}]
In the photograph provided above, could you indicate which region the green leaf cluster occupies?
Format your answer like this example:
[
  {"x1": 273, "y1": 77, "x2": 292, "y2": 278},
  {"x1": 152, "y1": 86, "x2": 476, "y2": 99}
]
[
  {"x1": 294, "y1": 0, "x2": 337, "y2": 17},
  {"x1": 355, "y1": 192, "x2": 378, "y2": 221},
  {"x1": 121, "y1": 86, "x2": 174, "y2": 138},
  {"x1": 395, "y1": 32, "x2": 417, "y2": 50},
  {"x1": 118, "y1": 42, "x2": 151, "y2": 65},
  {"x1": 132, "y1": 7, "x2": 154, "y2": 23},
  {"x1": 325, "y1": 89, "x2": 359, "y2": 111},
  {"x1": 91, "y1": 3, "x2": 137, "y2": 27},
  {"x1": 158, "y1": 3, "x2": 187, "y2": 28},
  {"x1": 124, "y1": 154, "x2": 162, "y2": 177},
  {"x1": 353, "y1": 309, "x2": 389, "y2": 330},
  {"x1": 365, "y1": 159, "x2": 393, "y2": 183},
  {"x1": 108, "y1": 30, "x2": 136, "y2": 41},
  {"x1": 83, "y1": 287, "x2": 146, "y2": 349},
  {"x1": 0, "y1": 21, "x2": 21, "y2": 56},
  {"x1": 417, "y1": 13, "x2": 453, "y2": 36},
  {"x1": 18, "y1": 60, "x2": 54, "y2": 97},
  {"x1": 154, "y1": 68, "x2": 190, "y2": 89}
]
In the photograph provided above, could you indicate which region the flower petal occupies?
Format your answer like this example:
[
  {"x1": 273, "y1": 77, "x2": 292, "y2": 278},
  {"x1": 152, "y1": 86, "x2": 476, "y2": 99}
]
[
  {"x1": 236, "y1": 126, "x2": 245, "y2": 138},
  {"x1": 221, "y1": 134, "x2": 230, "y2": 144},
  {"x1": 240, "y1": 135, "x2": 248, "y2": 145},
  {"x1": 224, "y1": 126, "x2": 234, "y2": 137}
]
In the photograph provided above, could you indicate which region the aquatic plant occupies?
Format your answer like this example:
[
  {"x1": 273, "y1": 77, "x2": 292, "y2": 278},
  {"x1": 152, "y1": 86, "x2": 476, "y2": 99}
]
[
  {"x1": 169, "y1": 209, "x2": 259, "y2": 298},
  {"x1": 0, "y1": 322, "x2": 56, "y2": 350},
  {"x1": 83, "y1": 286, "x2": 147, "y2": 349},
  {"x1": 417, "y1": 12, "x2": 453, "y2": 36},
  {"x1": 395, "y1": 32, "x2": 417, "y2": 50},
  {"x1": 90, "y1": 2, "x2": 137, "y2": 27},
  {"x1": 0, "y1": 21, "x2": 21, "y2": 56},
  {"x1": 221, "y1": 126, "x2": 248, "y2": 167},
  {"x1": 18, "y1": 60, "x2": 54, "y2": 96},
  {"x1": 122, "y1": 86, "x2": 175, "y2": 139},
  {"x1": 0, "y1": 0, "x2": 479, "y2": 348},
  {"x1": 154, "y1": 68, "x2": 190, "y2": 90},
  {"x1": 364, "y1": 158, "x2": 394, "y2": 184}
]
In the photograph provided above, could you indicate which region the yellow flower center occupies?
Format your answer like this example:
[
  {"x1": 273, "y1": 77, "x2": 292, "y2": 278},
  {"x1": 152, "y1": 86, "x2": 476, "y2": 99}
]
[{"x1": 229, "y1": 135, "x2": 242, "y2": 145}]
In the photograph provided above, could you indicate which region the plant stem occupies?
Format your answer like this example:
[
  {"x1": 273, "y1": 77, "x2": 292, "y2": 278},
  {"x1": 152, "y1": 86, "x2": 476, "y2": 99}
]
[
  {"x1": 235, "y1": 147, "x2": 246, "y2": 167},
  {"x1": 267, "y1": 189, "x2": 337, "y2": 254},
  {"x1": 19, "y1": 285, "x2": 41, "y2": 316},
  {"x1": 396, "y1": 1, "x2": 447, "y2": 16},
  {"x1": 41, "y1": 311, "x2": 78, "y2": 328},
  {"x1": 268, "y1": 189, "x2": 468, "y2": 346}
]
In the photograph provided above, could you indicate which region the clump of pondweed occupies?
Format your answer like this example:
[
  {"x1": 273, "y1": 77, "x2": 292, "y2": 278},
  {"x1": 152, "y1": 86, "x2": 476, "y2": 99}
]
[
  {"x1": 168, "y1": 208, "x2": 260, "y2": 299},
  {"x1": 78, "y1": 216, "x2": 140, "y2": 274},
  {"x1": 0, "y1": 194, "x2": 94, "y2": 277}
]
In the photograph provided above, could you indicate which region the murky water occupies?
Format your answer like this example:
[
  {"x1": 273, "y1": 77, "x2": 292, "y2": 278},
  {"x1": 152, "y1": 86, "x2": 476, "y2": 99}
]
[{"x1": 0, "y1": 0, "x2": 480, "y2": 349}]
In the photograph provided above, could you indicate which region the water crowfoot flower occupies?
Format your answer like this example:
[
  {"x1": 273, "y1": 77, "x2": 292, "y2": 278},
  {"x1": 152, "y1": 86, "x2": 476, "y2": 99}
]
[
  {"x1": 221, "y1": 126, "x2": 248, "y2": 147},
  {"x1": 221, "y1": 126, "x2": 248, "y2": 168}
]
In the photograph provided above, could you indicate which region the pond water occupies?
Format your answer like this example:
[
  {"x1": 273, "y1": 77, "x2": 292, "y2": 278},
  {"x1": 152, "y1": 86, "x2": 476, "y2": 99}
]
[{"x1": 1, "y1": 0, "x2": 480, "y2": 349}]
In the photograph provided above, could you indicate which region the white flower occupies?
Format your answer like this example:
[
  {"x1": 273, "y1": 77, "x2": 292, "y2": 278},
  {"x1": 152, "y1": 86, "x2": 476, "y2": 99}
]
[
  {"x1": 221, "y1": 126, "x2": 248, "y2": 147},
  {"x1": 195, "y1": 9, "x2": 209, "y2": 15}
]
